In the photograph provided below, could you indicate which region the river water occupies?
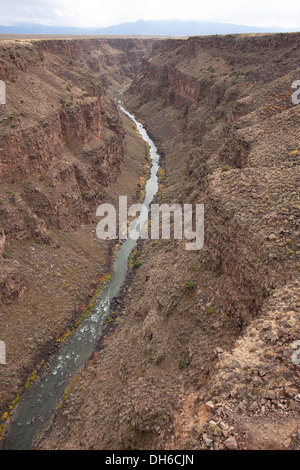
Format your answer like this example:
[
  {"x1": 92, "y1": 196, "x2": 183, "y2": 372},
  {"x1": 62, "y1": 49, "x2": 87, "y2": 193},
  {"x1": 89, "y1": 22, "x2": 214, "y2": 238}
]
[{"x1": 2, "y1": 91, "x2": 160, "y2": 450}]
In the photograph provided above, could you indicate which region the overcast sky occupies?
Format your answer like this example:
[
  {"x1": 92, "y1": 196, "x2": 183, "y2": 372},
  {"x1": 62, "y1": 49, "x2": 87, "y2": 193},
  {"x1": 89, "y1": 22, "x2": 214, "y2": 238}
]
[{"x1": 1, "y1": 0, "x2": 300, "y2": 29}]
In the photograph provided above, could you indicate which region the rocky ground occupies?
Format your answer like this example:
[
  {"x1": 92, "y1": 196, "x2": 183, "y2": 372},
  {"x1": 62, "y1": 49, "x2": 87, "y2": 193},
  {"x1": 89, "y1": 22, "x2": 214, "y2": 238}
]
[{"x1": 1, "y1": 33, "x2": 300, "y2": 450}]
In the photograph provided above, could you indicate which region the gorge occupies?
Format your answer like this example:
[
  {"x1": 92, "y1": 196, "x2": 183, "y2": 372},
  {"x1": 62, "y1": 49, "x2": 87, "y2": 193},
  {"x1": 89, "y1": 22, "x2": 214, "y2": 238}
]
[{"x1": 0, "y1": 32, "x2": 299, "y2": 450}]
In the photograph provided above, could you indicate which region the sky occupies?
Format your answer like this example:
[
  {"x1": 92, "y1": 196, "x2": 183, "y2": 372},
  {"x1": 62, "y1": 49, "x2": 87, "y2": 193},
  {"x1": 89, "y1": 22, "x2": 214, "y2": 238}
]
[{"x1": 0, "y1": 0, "x2": 300, "y2": 29}]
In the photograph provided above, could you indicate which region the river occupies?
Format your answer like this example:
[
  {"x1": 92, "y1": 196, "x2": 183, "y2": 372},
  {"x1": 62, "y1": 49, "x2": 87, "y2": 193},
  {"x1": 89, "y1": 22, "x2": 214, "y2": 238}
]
[{"x1": 1, "y1": 90, "x2": 160, "y2": 450}]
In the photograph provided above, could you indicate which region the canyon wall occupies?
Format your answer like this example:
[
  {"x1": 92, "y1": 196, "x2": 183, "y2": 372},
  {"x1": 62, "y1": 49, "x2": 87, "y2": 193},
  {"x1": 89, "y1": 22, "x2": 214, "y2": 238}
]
[
  {"x1": 0, "y1": 38, "x2": 153, "y2": 239},
  {"x1": 127, "y1": 32, "x2": 300, "y2": 323}
]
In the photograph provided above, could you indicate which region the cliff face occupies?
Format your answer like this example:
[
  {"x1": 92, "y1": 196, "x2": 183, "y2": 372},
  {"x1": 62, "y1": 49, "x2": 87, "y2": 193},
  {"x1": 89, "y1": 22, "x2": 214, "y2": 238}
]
[
  {"x1": 123, "y1": 32, "x2": 300, "y2": 447},
  {"x1": 0, "y1": 38, "x2": 154, "y2": 78},
  {"x1": 36, "y1": 33, "x2": 300, "y2": 451},
  {"x1": 0, "y1": 37, "x2": 153, "y2": 177},
  {"x1": 127, "y1": 32, "x2": 300, "y2": 322},
  {"x1": 0, "y1": 38, "x2": 154, "y2": 239},
  {"x1": 0, "y1": 99, "x2": 104, "y2": 181},
  {"x1": 0, "y1": 37, "x2": 153, "y2": 420}
]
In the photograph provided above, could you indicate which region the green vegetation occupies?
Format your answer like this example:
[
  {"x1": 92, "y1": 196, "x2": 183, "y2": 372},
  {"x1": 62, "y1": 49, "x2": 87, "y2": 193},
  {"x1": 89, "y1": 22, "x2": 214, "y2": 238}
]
[
  {"x1": 133, "y1": 260, "x2": 143, "y2": 269},
  {"x1": 207, "y1": 66, "x2": 216, "y2": 73},
  {"x1": 221, "y1": 165, "x2": 232, "y2": 172},
  {"x1": 184, "y1": 281, "x2": 196, "y2": 291},
  {"x1": 179, "y1": 358, "x2": 188, "y2": 370},
  {"x1": 206, "y1": 305, "x2": 214, "y2": 315}
]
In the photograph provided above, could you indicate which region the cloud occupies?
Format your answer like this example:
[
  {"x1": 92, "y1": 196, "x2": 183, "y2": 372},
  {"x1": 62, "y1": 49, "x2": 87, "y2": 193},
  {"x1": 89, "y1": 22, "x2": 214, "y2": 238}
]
[
  {"x1": 0, "y1": 0, "x2": 300, "y2": 29},
  {"x1": 0, "y1": 0, "x2": 65, "y2": 25}
]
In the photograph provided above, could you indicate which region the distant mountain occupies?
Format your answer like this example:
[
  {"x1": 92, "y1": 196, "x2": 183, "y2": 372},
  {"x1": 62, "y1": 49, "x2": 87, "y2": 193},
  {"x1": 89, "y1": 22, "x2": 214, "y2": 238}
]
[
  {"x1": 0, "y1": 19, "x2": 293, "y2": 36},
  {"x1": 93, "y1": 19, "x2": 284, "y2": 36}
]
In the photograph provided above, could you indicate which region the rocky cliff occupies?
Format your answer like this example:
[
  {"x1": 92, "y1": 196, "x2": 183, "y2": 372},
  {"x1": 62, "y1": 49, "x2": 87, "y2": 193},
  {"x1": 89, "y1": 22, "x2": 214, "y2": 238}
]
[{"x1": 127, "y1": 32, "x2": 300, "y2": 324}]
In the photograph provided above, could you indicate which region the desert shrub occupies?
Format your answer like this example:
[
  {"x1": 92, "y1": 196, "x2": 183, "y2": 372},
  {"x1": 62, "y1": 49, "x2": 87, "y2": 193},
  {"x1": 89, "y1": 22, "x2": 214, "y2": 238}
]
[
  {"x1": 221, "y1": 165, "x2": 232, "y2": 172},
  {"x1": 133, "y1": 260, "x2": 143, "y2": 269},
  {"x1": 184, "y1": 281, "x2": 196, "y2": 291},
  {"x1": 206, "y1": 305, "x2": 214, "y2": 315},
  {"x1": 179, "y1": 358, "x2": 188, "y2": 370}
]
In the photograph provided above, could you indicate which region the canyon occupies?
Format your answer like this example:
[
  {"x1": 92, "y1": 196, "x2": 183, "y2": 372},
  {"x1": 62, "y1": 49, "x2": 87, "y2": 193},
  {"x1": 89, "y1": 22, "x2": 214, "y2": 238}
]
[
  {"x1": 0, "y1": 33, "x2": 299, "y2": 450},
  {"x1": 0, "y1": 36, "x2": 153, "y2": 439}
]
